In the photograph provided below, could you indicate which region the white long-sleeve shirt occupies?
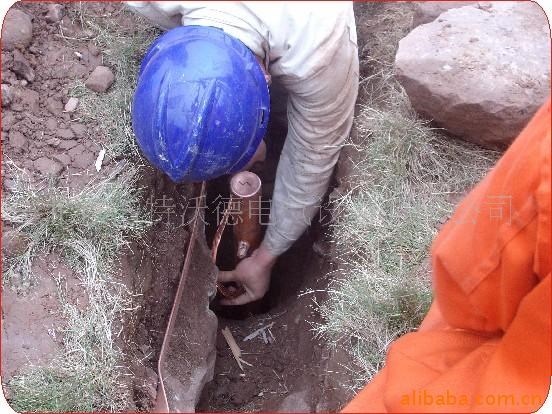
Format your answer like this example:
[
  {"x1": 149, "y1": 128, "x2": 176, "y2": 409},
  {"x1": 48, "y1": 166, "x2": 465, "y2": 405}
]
[{"x1": 127, "y1": 1, "x2": 359, "y2": 255}]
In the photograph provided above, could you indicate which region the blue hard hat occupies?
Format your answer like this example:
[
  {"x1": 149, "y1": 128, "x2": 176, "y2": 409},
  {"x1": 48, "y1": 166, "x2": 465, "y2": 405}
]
[{"x1": 132, "y1": 26, "x2": 270, "y2": 182}]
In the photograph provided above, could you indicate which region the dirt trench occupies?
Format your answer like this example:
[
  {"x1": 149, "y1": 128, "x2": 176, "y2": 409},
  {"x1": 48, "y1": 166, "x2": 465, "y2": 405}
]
[
  {"x1": 131, "y1": 110, "x2": 356, "y2": 412},
  {"x1": 137, "y1": 3, "x2": 413, "y2": 411},
  {"x1": 191, "y1": 117, "x2": 354, "y2": 412}
]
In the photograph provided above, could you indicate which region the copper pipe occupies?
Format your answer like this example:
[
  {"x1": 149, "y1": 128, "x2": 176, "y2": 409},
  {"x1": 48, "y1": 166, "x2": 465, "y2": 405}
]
[
  {"x1": 230, "y1": 171, "x2": 262, "y2": 259},
  {"x1": 212, "y1": 171, "x2": 263, "y2": 299},
  {"x1": 155, "y1": 182, "x2": 205, "y2": 412}
]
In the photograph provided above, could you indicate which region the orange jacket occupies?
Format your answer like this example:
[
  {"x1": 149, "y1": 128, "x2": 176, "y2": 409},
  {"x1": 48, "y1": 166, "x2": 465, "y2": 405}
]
[{"x1": 344, "y1": 100, "x2": 551, "y2": 413}]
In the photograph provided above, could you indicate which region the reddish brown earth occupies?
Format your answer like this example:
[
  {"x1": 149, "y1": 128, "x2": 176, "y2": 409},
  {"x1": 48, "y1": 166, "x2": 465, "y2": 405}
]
[
  {"x1": 1, "y1": 254, "x2": 78, "y2": 385},
  {"x1": 1, "y1": 2, "x2": 109, "y2": 191},
  {"x1": 1, "y1": 1, "x2": 112, "y2": 391}
]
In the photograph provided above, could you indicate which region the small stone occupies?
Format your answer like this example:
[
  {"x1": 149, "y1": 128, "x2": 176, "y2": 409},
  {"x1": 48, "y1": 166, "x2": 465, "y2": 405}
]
[
  {"x1": 12, "y1": 50, "x2": 35, "y2": 82},
  {"x1": 64, "y1": 97, "x2": 79, "y2": 112},
  {"x1": 84, "y1": 66, "x2": 115, "y2": 93},
  {"x1": 46, "y1": 137, "x2": 61, "y2": 147},
  {"x1": 34, "y1": 156, "x2": 64, "y2": 176},
  {"x1": 46, "y1": 96, "x2": 63, "y2": 115},
  {"x1": 2, "y1": 9, "x2": 33, "y2": 51},
  {"x1": 46, "y1": 118, "x2": 57, "y2": 131},
  {"x1": 9, "y1": 130, "x2": 27, "y2": 149},
  {"x1": 53, "y1": 153, "x2": 71, "y2": 165},
  {"x1": 57, "y1": 128, "x2": 74, "y2": 140},
  {"x1": 70, "y1": 123, "x2": 87, "y2": 137},
  {"x1": 44, "y1": 3, "x2": 64, "y2": 23},
  {"x1": 2, "y1": 84, "x2": 12, "y2": 107},
  {"x1": 2, "y1": 230, "x2": 30, "y2": 257}
]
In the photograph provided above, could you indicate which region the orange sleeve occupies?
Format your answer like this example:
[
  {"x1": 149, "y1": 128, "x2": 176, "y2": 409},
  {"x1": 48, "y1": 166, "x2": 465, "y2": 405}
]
[{"x1": 343, "y1": 99, "x2": 551, "y2": 413}]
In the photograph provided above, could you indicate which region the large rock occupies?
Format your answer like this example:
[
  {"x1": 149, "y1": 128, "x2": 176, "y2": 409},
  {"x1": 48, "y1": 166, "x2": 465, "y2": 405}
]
[
  {"x1": 2, "y1": 8, "x2": 33, "y2": 50},
  {"x1": 395, "y1": 2, "x2": 550, "y2": 149},
  {"x1": 411, "y1": 2, "x2": 479, "y2": 28}
]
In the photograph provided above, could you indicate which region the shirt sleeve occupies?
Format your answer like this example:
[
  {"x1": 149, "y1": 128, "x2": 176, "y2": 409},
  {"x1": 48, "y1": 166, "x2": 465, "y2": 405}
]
[{"x1": 263, "y1": 29, "x2": 359, "y2": 255}]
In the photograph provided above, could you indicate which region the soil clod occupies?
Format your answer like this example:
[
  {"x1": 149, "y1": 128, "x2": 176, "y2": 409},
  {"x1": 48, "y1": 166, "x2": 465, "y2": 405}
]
[
  {"x1": 44, "y1": 3, "x2": 64, "y2": 24},
  {"x1": 12, "y1": 50, "x2": 35, "y2": 82},
  {"x1": 33, "y1": 156, "x2": 64, "y2": 176},
  {"x1": 85, "y1": 65, "x2": 115, "y2": 93}
]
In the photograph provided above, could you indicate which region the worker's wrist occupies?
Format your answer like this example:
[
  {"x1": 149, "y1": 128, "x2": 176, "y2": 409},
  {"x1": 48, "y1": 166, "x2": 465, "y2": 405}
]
[{"x1": 255, "y1": 243, "x2": 278, "y2": 268}]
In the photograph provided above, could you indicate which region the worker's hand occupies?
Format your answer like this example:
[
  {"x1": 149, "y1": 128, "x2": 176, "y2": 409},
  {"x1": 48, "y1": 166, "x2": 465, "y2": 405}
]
[{"x1": 218, "y1": 244, "x2": 277, "y2": 306}]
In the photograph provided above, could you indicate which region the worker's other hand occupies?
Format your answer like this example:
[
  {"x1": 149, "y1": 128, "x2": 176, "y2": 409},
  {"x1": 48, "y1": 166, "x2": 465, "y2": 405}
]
[{"x1": 218, "y1": 244, "x2": 277, "y2": 306}]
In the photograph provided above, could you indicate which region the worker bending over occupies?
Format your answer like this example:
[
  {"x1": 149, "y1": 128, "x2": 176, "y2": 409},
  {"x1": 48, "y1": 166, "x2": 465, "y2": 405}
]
[{"x1": 128, "y1": 1, "x2": 359, "y2": 305}]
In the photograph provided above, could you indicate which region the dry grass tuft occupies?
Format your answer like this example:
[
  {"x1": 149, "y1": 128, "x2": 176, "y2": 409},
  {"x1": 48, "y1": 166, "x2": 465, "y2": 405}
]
[
  {"x1": 4, "y1": 3, "x2": 157, "y2": 411},
  {"x1": 2, "y1": 162, "x2": 150, "y2": 292},
  {"x1": 313, "y1": 3, "x2": 499, "y2": 391},
  {"x1": 9, "y1": 241, "x2": 135, "y2": 412}
]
